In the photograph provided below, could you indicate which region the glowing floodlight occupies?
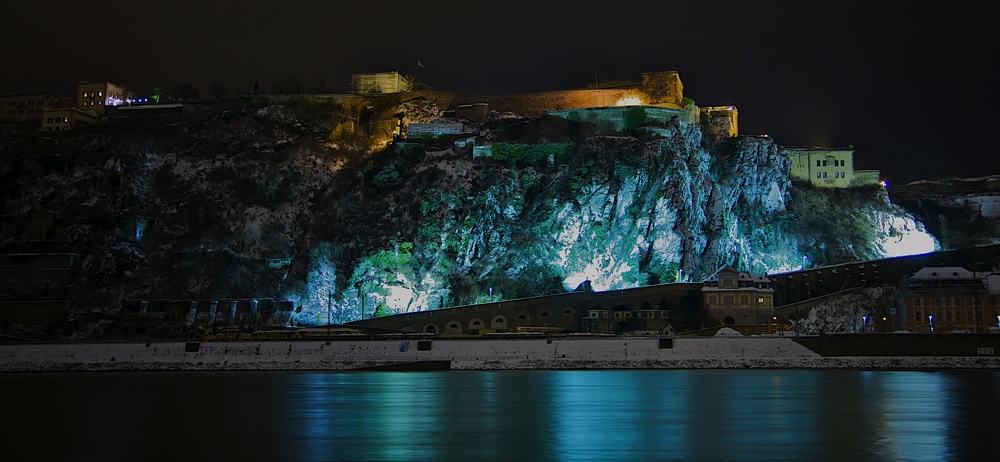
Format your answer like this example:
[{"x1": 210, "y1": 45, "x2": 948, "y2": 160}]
[{"x1": 615, "y1": 96, "x2": 642, "y2": 106}]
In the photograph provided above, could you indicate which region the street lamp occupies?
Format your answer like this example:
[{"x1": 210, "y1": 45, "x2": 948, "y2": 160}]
[
  {"x1": 882, "y1": 317, "x2": 887, "y2": 333},
  {"x1": 928, "y1": 315, "x2": 934, "y2": 333},
  {"x1": 863, "y1": 315, "x2": 868, "y2": 333}
]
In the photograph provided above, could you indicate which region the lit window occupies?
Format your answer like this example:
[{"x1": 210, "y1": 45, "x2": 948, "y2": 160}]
[
  {"x1": 98, "y1": 90, "x2": 103, "y2": 97},
  {"x1": 834, "y1": 172, "x2": 839, "y2": 178},
  {"x1": 841, "y1": 171, "x2": 846, "y2": 177},
  {"x1": 82, "y1": 91, "x2": 87, "y2": 97},
  {"x1": 63, "y1": 116, "x2": 68, "y2": 122},
  {"x1": 817, "y1": 172, "x2": 822, "y2": 178},
  {"x1": 823, "y1": 172, "x2": 827, "y2": 178}
]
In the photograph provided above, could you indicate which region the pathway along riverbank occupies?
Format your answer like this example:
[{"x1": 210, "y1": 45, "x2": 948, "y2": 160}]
[{"x1": 2, "y1": 335, "x2": 1000, "y2": 372}]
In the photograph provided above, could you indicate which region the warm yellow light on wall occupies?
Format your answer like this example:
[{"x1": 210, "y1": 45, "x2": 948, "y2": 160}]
[{"x1": 615, "y1": 95, "x2": 643, "y2": 106}]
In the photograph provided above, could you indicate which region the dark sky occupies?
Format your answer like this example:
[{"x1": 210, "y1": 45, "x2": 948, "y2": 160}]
[{"x1": 3, "y1": 1, "x2": 997, "y2": 184}]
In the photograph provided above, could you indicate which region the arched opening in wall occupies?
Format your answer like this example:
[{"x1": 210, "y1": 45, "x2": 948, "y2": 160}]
[
  {"x1": 723, "y1": 316, "x2": 735, "y2": 325},
  {"x1": 491, "y1": 315, "x2": 508, "y2": 330},
  {"x1": 611, "y1": 305, "x2": 633, "y2": 333},
  {"x1": 560, "y1": 308, "x2": 575, "y2": 327},
  {"x1": 423, "y1": 324, "x2": 439, "y2": 334},
  {"x1": 659, "y1": 299, "x2": 669, "y2": 311},
  {"x1": 468, "y1": 318, "x2": 485, "y2": 330},
  {"x1": 446, "y1": 322, "x2": 462, "y2": 335},
  {"x1": 539, "y1": 312, "x2": 549, "y2": 319},
  {"x1": 516, "y1": 313, "x2": 530, "y2": 324}
]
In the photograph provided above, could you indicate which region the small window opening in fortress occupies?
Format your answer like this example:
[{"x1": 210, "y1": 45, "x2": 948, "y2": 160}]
[
  {"x1": 563, "y1": 309, "x2": 572, "y2": 315},
  {"x1": 540, "y1": 312, "x2": 549, "y2": 317},
  {"x1": 518, "y1": 315, "x2": 527, "y2": 320}
]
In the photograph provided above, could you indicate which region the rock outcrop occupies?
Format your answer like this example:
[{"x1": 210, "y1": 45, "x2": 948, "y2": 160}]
[{"x1": 0, "y1": 100, "x2": 939, "y2": 335}]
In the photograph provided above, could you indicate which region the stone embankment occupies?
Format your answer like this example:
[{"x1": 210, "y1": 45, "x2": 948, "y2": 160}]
[{"x1": 2, "y1": 337, "x2": 999, "y2": 372}]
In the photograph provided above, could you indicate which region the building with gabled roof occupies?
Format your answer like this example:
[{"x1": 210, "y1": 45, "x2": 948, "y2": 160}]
[
  {"x1": 902, "y1": 266, "x2": 1000, "y2": 333},
  {"x1": 702, "y1": 265, "x2": 774, "y2": 325}
]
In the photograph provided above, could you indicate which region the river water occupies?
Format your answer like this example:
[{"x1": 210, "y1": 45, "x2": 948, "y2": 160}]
[{"x1": 0, "y1": 370, "x2": 997, "y2": 461}]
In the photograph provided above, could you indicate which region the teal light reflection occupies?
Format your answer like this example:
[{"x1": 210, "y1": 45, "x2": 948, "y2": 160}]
[
  {"x1": 880, "y1": 372, "x2": 947, "y2": 462},
  {"x1": 550, "y1": 371, "x2": 691, "y2": 461}
]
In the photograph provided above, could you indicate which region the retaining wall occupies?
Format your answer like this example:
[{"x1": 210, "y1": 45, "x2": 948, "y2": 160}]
[{"x1": 3, "y1": 337, "x2": 999, "y2": 372}]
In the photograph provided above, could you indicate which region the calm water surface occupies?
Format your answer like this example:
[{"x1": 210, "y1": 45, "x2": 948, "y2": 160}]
[{"x1": 1, "y1": 370, "x2": 998, "y2": 461}]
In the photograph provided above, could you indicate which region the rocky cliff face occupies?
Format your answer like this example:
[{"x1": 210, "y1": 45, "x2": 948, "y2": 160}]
[{"x1": 0, "y1": 100, "x2": 938, "y2": 330}]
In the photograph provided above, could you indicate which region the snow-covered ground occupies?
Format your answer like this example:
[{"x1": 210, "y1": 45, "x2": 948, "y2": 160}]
[{"x1": 2, "y1": 337, "x2": 998, "y2": 372}]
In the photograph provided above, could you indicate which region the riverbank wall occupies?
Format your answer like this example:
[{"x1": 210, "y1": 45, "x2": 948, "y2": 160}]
[{"x1": 2, "y1": 337, "x2": 999, "y2": 372}]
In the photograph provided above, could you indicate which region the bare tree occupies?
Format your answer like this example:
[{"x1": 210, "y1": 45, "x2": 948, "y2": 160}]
[
  {"x1": 208, "y1": 81, "x2": 227, "y2": 99},
  {"x1": 175, "y1": 83, "x2": 200, "y2": 100},
  {"x1": 269, "y1": 78, "x2": 301, "y2": 94},
  {"x1": 305, "y1": 76, "x2": 337, "y2": 94}
]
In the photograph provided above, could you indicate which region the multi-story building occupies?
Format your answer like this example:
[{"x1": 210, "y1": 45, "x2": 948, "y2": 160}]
[
  {"x1": 901, "y1": 266, "x2": 1000, "y2": 333},
  {"x1": 702, "y1": 265, "x2": 774, "y2": 325},
  {"x1": 39, "y1": 108, "x2": 98, "y2": 131},
  {"x1": 77, "y1": 81, "x2": 125, "y2": 113},
  {"x1": 0, "y1": 93, "x2": 63, "y2": 122},
  {"x1": 785, "y1": 147, "x2": 883, "y2": 188},
  {"x1": 785, "y1": 147, "x2": 857, "y2": 188}
]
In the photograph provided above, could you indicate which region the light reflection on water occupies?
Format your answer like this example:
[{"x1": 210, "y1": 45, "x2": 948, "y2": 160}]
[{"x1": 1, "y1": 370, "x2": 997, "y2": 461}]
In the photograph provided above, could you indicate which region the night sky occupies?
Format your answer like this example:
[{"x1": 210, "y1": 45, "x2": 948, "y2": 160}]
[{"x1": 3, "y1": 1, "x2": 997, "y2": 184}]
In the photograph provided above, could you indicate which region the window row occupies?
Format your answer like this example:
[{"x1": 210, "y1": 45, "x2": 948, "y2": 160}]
[
  {"x1": 816, "y1": 171, "x2": 848, "y2": 179},
  {"x1": 914, "y1": 310, "x2": 980, "y2": 322},
  {"x1": 6, "y1": 99, "x2": 48, "y2": 106},
  {"x1": 912, "y1": 297, "x2": 993, "y2": 308},
  {"x1": 707, "y1": 295, "x2": 772, "y2": 305},
  {"x1": 82, "y1": 90, "x2": 105, "y2": 98},
  {"x1": 45, "y1": 116, "x2": 70, "y2": 123},
  {"x1": 817, "y1": 159, "x2": 847, "y2": 167}
]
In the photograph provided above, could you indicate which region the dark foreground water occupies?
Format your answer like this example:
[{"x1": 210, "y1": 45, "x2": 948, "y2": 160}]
[{"x1": 1, "y1": 370, "x2": 998, "y2": 462}]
